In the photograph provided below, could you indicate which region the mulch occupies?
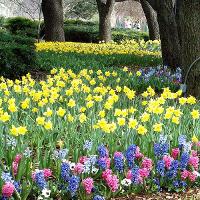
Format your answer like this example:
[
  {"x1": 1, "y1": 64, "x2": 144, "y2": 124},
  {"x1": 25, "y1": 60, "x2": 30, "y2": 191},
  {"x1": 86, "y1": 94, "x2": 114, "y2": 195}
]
[{"x1": 112, "y1": 188, "x2": 200, "y2": 200}]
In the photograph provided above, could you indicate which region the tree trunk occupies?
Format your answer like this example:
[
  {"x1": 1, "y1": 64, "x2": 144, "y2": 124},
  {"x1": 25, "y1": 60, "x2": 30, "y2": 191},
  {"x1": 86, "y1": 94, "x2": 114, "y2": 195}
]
[
  {"x1": 156, "y1": 0, "x2": 181, "y2": 69},
  {"x1": 178, "y1": 0, "x2": 200, "y2": 98},
  {"x1": 140, "y1": 0, "x2": 159, "y2": 40},
  {"x1": 96, "y1": 0, "x2": 115, "y2": 42},
  {"x1": 42, "y1": 0, "x2": 65, "y2": 42}
]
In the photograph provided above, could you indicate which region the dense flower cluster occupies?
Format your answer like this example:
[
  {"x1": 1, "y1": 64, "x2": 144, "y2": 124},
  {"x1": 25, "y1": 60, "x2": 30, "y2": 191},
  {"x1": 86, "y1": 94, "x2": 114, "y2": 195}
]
[
  {"x1": 35, "y1": 41, "x2": 160, "y2": 57},
  {"x1": 1, "y1": 135, "x2": 200, "y2": 199}
]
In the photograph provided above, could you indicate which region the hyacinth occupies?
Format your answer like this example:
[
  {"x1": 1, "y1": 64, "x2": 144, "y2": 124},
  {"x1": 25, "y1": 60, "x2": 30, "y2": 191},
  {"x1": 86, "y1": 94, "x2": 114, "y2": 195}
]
[
  {"x1": 82, "y1": 177, "x2": 94, "y2": 194},
  {"x1": 154, "y1": 143, "x2": 169, "y2": 158},
  {"x1": 34, "y1": 170, "x2": 47, "y2": 190},
  {"x1": 163, "y1": 155, "x2": 173, "y2": 169},
  {"x1": 125, "y1": 144, "x2": 137, "y2": 168},
  {"x1": 61, "y1": 162, "x2": 71, "y2": 182},
  {"x1": 188, "y1": 172, "x2": 197, "y2": 182},
  {"x1": 135, "y1": 146, "x2": 143, "y2": 159},
  {"x1": 98, "y1": 145, "x2": 108, "y2": 158},
  {"x1": 102, "y1": 169, "x2": 112, "y2": 181},
  {"x1": 189, "y1": 156, "x2": 199, "y2": 170},
  {"x1": 83, "y1": 140, "x2": 93, "y2": 151},
  {"x1": 68, "y1": 175, "x2": 80, "y2": 197},
  {"x1": 139, "y1": 168, "x2": 150, "y2": 179},
  {"x1": 114, "y1": 152, "x2": 124, "y2": 173},
  {"x1": 74, "y1": 163, "x2": 84, "y2": 174},
  {"x1": 97, "y1": 157, "x2": 110, "y2": 170},
  {"x1": 93, "y1": 195, "x2": 105, "y2": 200},
  {"x1": 106, "y1": 174, "x2": 119, "y2": 192},
  {"x1": 156, "y1": 160, "x2": 165, "y2": 176},
  {"x1": 142, "y1": 158, "x2": 152, "y2": 170},
  {"x1": 1, "y1": 172, "x2": 13, "y2": 183},
  {"x1": 131, "y1": 166, "x2": 140, "y2": 184},
  {"x1": 178, "y1": 135, "x2": 187, "y2": 149},
  {"x1": 14, "y1": 181, "x2": 21, "y2": 193},
  {"x1": 181, "y1": 170, "x2": 189, "y2": 180},
  {"x1": 180, "y1": 152, "x2": 190, "y2": 170},
  {"x1": 171, "y1": 148, "x2": 180, "y2": 159},
  {"x1": 166, "y1": 160, "x2": 179, "y2": 179},
  {"x1": 43, "y1": 169, "x2": 52, "y2": 179},
  {"x1": 2, "y1": 182, "x2": 15, "y2": 198}
]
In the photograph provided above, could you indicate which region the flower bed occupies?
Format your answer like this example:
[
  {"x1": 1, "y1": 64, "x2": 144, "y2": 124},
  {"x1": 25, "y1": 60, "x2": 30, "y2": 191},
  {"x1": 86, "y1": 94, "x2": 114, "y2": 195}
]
[{"x1": 0, "y1": 68, "x2": 199, "y2": 199}]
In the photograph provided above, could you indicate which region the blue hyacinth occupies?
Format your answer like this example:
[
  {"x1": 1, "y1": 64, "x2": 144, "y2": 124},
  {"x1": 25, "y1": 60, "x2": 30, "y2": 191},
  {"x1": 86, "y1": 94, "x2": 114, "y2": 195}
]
[
  {"x1": 68, "y1": 175, "x2": 80, "y2": 197},
  {"x1": 154, "y1": 143, "x2": 169, "y2": 157},
  {"x1": 61, "y1": 162, "x2": 71, "y2": 182},
  {"x1": 180, "y1": 152, "x2": 190, "y2": 170},
  {"x1": 14, "y1": 181, "x2": 21, "y2": 193},
  {"x1": 125, "y1": 144, "x2": 136, "y2": 168},
  {"x1": 97, "y1": 158, "x2": 107, "y2": 170},
  {"x1": 93, "y1": 195, "x2": 105, "y2": 200},
  {"x1": 131, "y1": 166, "x2": 140, "y2": 184},
  {"x1": 156, "y1": 160, "x2": 165, "y2": 176},
  {"x1": 97, "y1": 145, "x2": 108, "y2": 158},
  {"x1": 35, "y1": 170, "x2": 47, "y2": 190},
  {"x1": 114, "y1": 153, "x2": 124, "y2": 173},
  {"x1": 166, "y1": 160, "x2": 179, "y2": 179},
  {"x1": 83, "y1": 140, "x2": 93, "y2": 151}
]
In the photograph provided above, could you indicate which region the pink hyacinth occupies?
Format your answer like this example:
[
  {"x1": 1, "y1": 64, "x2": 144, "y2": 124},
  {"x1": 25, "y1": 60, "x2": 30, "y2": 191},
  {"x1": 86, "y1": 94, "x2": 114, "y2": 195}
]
[
  {"x1": 12, "y1": 161, "x2": 19, "y2": 176},
  {"x1": 43, "y1": 168, "x2": 52, "y2": 178},
  {"x1": 188, "y1": 171, "x2": 197, "y2": 182},
  {"x1": 191, "y1": 150, "x2": 198, "y2": 157},
  {"x1": 106, "y1": 174, "x2": 119, "y2": 192},
  {"x1": 126, "y1": 170, "x2": 132, "y2": 179},
  {"x1": 142, "y1": 158, "x2": 153, "y2": 170},
  {"x1": 181, "y1": 170, "x2": 189, "y2": 180},
  {"x1": 79, "y1": 156, "x2": 88, "y2": 164},
  {"x1": 14, "y1": 154, "x2": 22, "y2": 163},
  {"x1": 12, "y1": 154, "x2": 22, "y2": 176},
  {"x1": 139, "y1": 168, "x2": 150, "y2": 179},
  {"x1": 2, "y1": 182, "x2": 15, "y2": 198},
  {"x1": 171, "y1": 148, "x2": 180, "y2": 159},
  {"x1": 82, "y1": 178, "x2": 94, "y2": 194},
  {"x1": 197, "y1": 142, "x2": 200, "y2": 147},
  {"x1": 189, "y1": 156, "x2": 199, "y2": 171},
  {"x1": 114, "y1": 152, "x2": 123, "y2": 158},
  {"x1": 163, "y1": 155, "x2": 173, "y2": 170},
  {"x1": 74, "y1": 163, "x2": 84, "y2": 174},
  {"x1": 135, "y1": 146, "x2": 144, "y2": 159},
  {"x1": 102, "y1": 169, "x2": 112, "y2": 181}
]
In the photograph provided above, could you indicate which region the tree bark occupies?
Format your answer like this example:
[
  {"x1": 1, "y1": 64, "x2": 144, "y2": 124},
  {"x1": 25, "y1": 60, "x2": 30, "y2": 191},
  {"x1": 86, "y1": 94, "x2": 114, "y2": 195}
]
[
  {"x1": 42, "y1": 0, "x2": 65, "y2": 42},
  {"x1": 146, "y1": 0, "x2": 181, "y2": 69},
  {"x1": 140, "y1": 0, "x2": 159, "y2": 40},
  {"x1": 96, "y1": 0, "x2": 115, "y2": 42},
  {"x1": 178, "y1": 0, "x2": 200, "y2": 98}
]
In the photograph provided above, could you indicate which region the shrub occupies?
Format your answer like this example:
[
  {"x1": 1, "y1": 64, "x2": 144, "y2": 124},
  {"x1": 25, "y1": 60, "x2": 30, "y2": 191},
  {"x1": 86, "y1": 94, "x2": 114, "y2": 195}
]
[
  {"x1": 4, "y1": 17, "x2": 38, "y2": 38},
  {"x1": 0, "y1": 31, "x2": 36, "y2": 79}
]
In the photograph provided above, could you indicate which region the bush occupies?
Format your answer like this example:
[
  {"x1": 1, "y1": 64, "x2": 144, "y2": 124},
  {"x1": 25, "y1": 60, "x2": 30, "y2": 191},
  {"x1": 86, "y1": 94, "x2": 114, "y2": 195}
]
[
  {"x1": 4, "y1": 17, "x2": 38, "y2": 38},
  {"x1": 0, "y1": 31, "x2": 36, "y2": 79}
]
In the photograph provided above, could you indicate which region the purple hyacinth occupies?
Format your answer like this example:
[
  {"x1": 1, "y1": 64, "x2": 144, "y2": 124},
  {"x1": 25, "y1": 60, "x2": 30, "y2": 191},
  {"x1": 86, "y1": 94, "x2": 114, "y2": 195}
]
[
  {"x1": 68, "y1": 175, "x2": 80, "y2": 197},
  {"x1": 125, "y1": 144, "x2": 136, "y2": 168},
  {"x1": 114, "y1": 152, "x2": 124, "y2": 173},
  {"x1": 180, "y1": 152, "x2": 190, "y2": 170},
  {"x1": 35, "y1": 170, "x2": 47, "y2": 190},
  {"x1": 61, "y1": 162, "x2": 70, "y2": 181},
  {"x1": 156, "y1": 160, "x2": 165, "y2": 177},
  {"x1": 98, "y1": 145, "x2": 108, "y2": 158}
]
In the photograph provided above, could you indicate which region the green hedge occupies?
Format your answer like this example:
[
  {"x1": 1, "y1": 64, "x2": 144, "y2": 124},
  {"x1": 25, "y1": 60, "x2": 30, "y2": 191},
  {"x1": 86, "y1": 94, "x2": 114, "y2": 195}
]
[
  {"x1": 0, "y1": 31, "x2": 36, "y2": 79},
  {"x1": 4, "y1": 17, "x2": 38, "y2": 38}
]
